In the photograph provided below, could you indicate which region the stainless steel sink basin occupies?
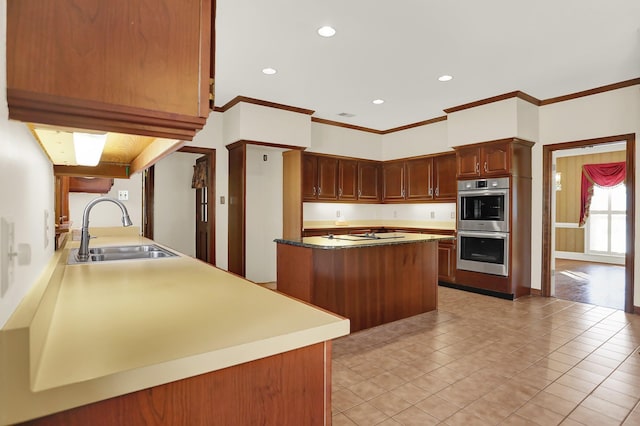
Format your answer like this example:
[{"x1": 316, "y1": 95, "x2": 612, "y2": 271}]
[{"x1": 68, "y1": 244, "x2": 178, "y2": 264}]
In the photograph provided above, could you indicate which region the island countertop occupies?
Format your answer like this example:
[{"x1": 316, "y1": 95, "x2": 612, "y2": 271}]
[
  {"x1": 0, "y1": 233, "x2": 349, "y2": 425},
  {"x1": 275, "y1": 232, "x2": 455, "y2": 249}
]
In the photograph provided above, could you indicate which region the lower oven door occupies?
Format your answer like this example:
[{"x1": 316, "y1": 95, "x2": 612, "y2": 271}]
[{"x1": 457, "y1": 231, "x2": 509, "y2": 276}]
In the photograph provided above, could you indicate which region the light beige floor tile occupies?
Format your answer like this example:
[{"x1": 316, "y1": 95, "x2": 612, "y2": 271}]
[
  {"x1": 529, "y1": 390, "x2": 578, "y2": 416},
  {"x1": 368, "y1": 392, "x2": 413, "y2": 417},
  {"x1": 580, "y1": 395, "x2": 631, "y2": 421},
  {"x1": 516, "y1": 401, "x2": 566, "y2": 425},
  {"x1": 567, "y1": 405, "x2": 621, "y2": 426},
  {"x1": 332, "y1": 412, "x2": 358, "y2": 426},
  {"x1": 347, "y1": 379, "x2": 387, "y2": 401},
  {"x1": 332, "y1": 388, "x2": 365, "y2": 413},
  {"x1": 389, "y1": 382, "x2": 432, "y2": 405},
  {"x1": 391, "y1": 406, "x2": 440, "y2": 426},
  {"x1": 442, "y1": 410, "x2": 494, "y2": 425},
  {"x1": 342, "y1": 401, "x2": 389, "y2": 425},
  {"x1": 414, "y1": 394, "x2": 460, "y2": 421}
]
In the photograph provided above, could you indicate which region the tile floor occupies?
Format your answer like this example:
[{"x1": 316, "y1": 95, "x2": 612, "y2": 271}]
[{"x1": 331, "y1": 286, "x2": 640, "y2": 425}]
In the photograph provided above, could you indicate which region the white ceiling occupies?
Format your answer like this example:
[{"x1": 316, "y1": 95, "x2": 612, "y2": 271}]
[{"x1": 214, "y1": 0, "x2": 640, "y2": 131}]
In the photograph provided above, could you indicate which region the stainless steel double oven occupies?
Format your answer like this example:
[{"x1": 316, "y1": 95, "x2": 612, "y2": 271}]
[{"x1": 457, "y1": 177, "x2": 510, "y2": 276}]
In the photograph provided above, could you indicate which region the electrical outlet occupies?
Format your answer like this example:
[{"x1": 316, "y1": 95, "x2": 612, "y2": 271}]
[
  {"x1": 393, "y1": 210, "x2": 397, "y2": 218},
  {"x1": 450, "y1": 211, "x2": 455, "y2": 219},
  {"x1": 336, "y1": 210, "x2": 341, "y2": 218},
  {"x1": 118, "y1": 190, "x2": 129, "y2": 201},
  {"x1": 430, "y1": 211, "x2": 435, "y2": 219}
]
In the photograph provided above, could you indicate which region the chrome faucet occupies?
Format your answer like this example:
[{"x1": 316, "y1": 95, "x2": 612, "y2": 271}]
[{"x1": 76, "y1": 197, "x2": 133, "y2": 261}]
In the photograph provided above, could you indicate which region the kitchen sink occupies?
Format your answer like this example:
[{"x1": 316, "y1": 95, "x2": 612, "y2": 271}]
[{"x1": 68, "y1": 244, "x2": 178, "y2": 264}]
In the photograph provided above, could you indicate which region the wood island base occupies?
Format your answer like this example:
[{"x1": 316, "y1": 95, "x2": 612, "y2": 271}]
[{"x1": 277, "y1": 239, "x2": 439, "y2": 332}]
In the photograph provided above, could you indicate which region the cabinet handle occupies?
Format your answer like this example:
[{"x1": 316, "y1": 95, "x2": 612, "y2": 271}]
[
  {"x1": 318, "y1": 187, "x2": 322, "y2": 195},
  {"x1": 312, "y1": 187, "x2": 316, "y2": 196},
  {"x1": 401, "y1": 189, "x2": 405, "y2": 198},
  {"x1": 484, "y1": 162, "x2": 488, "y2": 172},
  {"x1": 338, "y1": 188, "x2": 342, "y2": 197},
  {"x1": 475, "y1": 163, "x2": 479, "y2": 173},
  {"x1": 428, "y1": 187, "x2": 433, "y2": 196},
  {"x1": 358, "y1": 189, "x2": 362, "y2": 197},
  {"x1": 435, "y1": 187, "x2": 439, "y2": 197}
]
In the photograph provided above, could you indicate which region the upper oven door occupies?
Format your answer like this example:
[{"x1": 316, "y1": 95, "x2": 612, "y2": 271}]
[{"x1": 457, "y1": 188, "x2": 509, "y2": 232}]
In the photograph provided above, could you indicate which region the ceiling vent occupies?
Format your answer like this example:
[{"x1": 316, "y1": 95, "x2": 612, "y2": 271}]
[{"x1": 337, "y1": 112, "x2": 355, "y2": 117}]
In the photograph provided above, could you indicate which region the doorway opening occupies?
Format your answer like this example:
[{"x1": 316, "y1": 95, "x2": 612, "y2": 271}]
[
  {"x1": 542, "y1": 134, "x2": 635, "y2": 313},
  {"x1": 143, "y1": 147, "x2": 216, "y2": 265}
]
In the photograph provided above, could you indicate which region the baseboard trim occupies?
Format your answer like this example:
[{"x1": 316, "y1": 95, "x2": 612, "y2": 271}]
[
  {"x1": 438, "y1": 281, "x2": 514, "y2": 300},
  {"x1": 634, "y1": 305, "x2": 640, "y2": 315},
  {"x1": 530, "y1": 288, "x2": 542, "y2": 296}
]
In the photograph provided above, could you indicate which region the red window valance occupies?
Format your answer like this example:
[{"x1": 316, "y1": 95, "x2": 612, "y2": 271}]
[{"x1": 579, "y1": 162, "x2": 625, "y2": 227}]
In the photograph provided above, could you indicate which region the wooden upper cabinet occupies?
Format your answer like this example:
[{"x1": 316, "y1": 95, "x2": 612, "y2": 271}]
[
  {"x1": 456, "y1": 141, "x2": 511, "y2": 178},
  {"x1": 338, "y1": 160, "x2": 358, "y2": 201},
  {"x1": 455, "y1": 139, "x2": 533, "y2": 179},
  {"x1": 433, "y1": 153, "x2": 457, "y2": 201},
  {"x1": 317, "y1": 157, "x2": 339, "y2": 200},
  {"x1": 303, "y1": 154, "x2": 339, "y2": 201},
  {"x1": 357, "y1": 161, "x2": 381, "y2": 201},
  {"x1": 302, "y1": 154, "x2": 319, "y2": 201},
  {"x1": 382, "y1": 161, "x2": 406, "y2": 201},
  {"x1": 405, "y1": 157, "x2": 433, "y2": 200},
  {"x1": 6, "y1": 0, "x2": 214, "y2": 140}
]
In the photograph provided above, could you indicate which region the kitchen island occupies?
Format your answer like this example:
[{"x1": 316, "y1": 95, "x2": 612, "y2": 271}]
[
  {"x1": 275, "y1": 233, "x2": 454, "y2": 332},
  {"x1": 0, "y1": 232, "x2": 349, "y2": 425}
]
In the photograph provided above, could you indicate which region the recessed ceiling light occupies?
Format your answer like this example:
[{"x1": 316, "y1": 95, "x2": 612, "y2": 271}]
[
  {"x1": 317, "y1": 26, "x2": 336, "y2": 37},
  {"x1": 262, "y1": 67, "x2": 277, "y2": 75},
  {"x1": 372, "y1": 99, "x2": 384, "y2": 105},
  {"x1": 438, "y1": 75, "x2": 453, "y2": 82}
]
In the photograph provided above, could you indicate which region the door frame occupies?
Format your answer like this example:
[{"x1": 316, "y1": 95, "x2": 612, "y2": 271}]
[
  {"x1": 541, "y1": 133, "x2": 635, "y2": 313},
  {"x1": 143, "y1": 147, "x2": 216, "y2": 265}
]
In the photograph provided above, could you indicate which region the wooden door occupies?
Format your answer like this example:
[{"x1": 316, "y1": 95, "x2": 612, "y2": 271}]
[
  {"x1": 405, "y1": 158, "x2": 433, "y2": 200},
  {"x1": 302, "y1": 154, "x2": 318, "y2": 201},
  {"x1": 228, "y1": 145, "x2": 245, "y2": 276},
  {"x1": 317, "y1": 156, "x2": 339, "y2": 200},
  {"x1": 358, "y1": 161, "x2": 381, "y2": 201},
  {"x1": 338, "y1": 160, "x2": 358, "y2": 200},
  {"x1": 434, "y1": 154, "x2": 457, "y2": 201},
  {"x1": 382, "y1": 161, "x2": 405, "y2": 201},
  {"x1": 195, "y1": 156, "x2": 210, "y2": 262},
  {"x1": 482, "y1": 142, "x2": 511, "y2": 176}
]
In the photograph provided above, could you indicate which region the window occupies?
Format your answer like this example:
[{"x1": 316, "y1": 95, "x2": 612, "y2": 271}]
[{"x1": 587, "y1": 184, "x2": 626, "y2": 255}]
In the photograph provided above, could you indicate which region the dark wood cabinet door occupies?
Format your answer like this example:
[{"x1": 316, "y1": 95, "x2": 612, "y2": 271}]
[
  {"x1": 482, "y1": 142, "x2": 511, "y2": 176},
  {"x1": 317, "y1": 156, "x2": 339, "y2": 200},
  {"x1": 302, "y1": 154, "x2": 319, "y2": 201},
  {"x1": 382, "y1": 161, "x2": 405, "y2": 201},
  {"x1": 405, "y1": 157, "x2": 433, "y2": 200},
  {"x1": 434, "y1": 153, "x2": 457, "y2": 201},
  {"x1": 358, "y1": 161, "x2": 381, "y2": 201},
  {"x1": 437, "y1": 240, "x2": 456, "y2": 283},
  {"x1": 456, "y1": 147, "x2": 481, "y2": 178},
  {"x1": 338, "y1": 160, "x2": 358, "y2": 200}
]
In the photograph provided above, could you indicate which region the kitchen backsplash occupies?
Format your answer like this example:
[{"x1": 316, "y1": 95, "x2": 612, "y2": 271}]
[{"x1": 303, "y1": 203, "x2": 456, "y2": 223}]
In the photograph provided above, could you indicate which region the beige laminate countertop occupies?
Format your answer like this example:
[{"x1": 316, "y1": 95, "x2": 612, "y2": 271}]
[{"x1": 0, "y1": 233, "x2": 349, "y2": 425}]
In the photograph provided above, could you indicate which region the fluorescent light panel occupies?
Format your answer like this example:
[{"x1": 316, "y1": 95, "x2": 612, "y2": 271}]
[{"x1": 73, "y1": 132, "x2": 107, "y2": 166}]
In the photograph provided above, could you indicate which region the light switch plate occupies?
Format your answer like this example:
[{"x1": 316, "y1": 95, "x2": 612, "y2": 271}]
[
  {"x1": 118, "y1": 190, "x2": 129, "y2": 201},
  {"x1": 1, "y1": 217, "x2": 14, "y2": 297}
]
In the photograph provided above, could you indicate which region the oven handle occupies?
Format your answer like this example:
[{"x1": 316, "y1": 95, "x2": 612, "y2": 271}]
[
  {"x1": 458, "y1": 230, "x2": 509, "y2": 239},
  {"x1": 457, "y1": 188, "x2": 509, "y2": 197}
]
